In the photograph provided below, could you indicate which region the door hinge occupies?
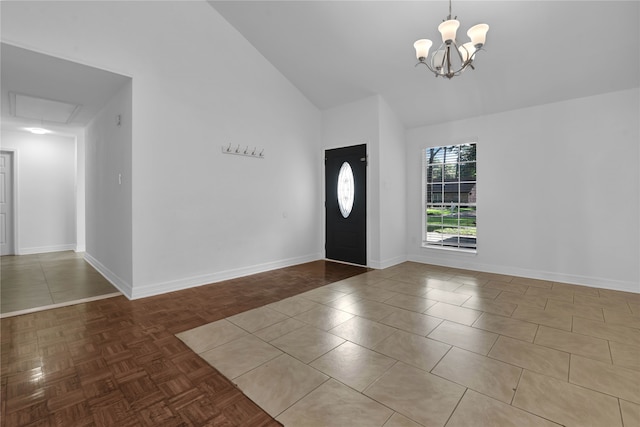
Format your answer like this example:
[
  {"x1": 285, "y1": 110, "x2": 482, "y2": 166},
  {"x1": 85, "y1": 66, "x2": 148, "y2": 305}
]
[{"x1": 360, "y1": 156, "x2": 368, "y2": 166}]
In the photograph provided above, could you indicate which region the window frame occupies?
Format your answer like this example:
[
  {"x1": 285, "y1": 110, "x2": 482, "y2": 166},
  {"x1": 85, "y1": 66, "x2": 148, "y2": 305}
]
[{"x1": 421, "y1": 141, "x2": 477, "y2": 253}]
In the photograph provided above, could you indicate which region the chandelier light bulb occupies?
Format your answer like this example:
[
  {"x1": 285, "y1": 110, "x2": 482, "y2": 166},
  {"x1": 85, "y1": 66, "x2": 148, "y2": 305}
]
[
  {"x1": 459, "y1": 42, "x2": 476, "y2": 62},
  {"x1": 467, "y1": 23, "x2": 489, "y2": 48},
  {"x1": 414, "y1": 39, "x2": 433, "y2": 60},
  {"x1": 438, "y1": 19, "x2": 460, "y2": 44}
]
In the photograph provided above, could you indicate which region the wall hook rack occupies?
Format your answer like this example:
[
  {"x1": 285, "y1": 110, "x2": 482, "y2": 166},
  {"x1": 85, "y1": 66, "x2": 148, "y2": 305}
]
[{"x1": 222, "y1": 144, "x2": 265, "y2": 159}]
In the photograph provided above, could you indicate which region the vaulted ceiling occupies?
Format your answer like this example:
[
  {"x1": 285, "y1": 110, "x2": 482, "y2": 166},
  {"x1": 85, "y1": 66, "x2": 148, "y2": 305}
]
[
  {"x1": 209, "y1": 1, "x2": 640, "y2": 127},
  {"x1": 1, "y1": 1, "x2": 638, "y2": 132}
]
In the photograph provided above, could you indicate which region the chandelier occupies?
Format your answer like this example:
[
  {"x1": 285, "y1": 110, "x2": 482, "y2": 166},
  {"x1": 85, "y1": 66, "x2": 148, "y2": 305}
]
[{"x1": 413, "y1": 0, "x2": 489, "y2": 79}]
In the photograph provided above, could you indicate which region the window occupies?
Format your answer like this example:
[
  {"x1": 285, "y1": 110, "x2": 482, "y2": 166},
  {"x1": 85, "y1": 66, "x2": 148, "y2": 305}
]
[
  {"x1": 337, "y1": 161, "x2": 355, "y2": 218},
  {"x1": 423, "y1": 143, "x2": 476, "y2": 251}
]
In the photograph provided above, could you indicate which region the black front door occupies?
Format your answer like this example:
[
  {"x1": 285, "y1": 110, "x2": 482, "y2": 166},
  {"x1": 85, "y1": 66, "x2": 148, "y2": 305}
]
[{"x1": 325, "y1": 144, "x2": 367, "y2": 265}]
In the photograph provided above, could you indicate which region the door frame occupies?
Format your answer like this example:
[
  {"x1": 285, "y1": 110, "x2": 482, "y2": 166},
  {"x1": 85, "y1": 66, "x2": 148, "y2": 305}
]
[
  {"x1": 0, "y1": 149, "x2": 19, "y2": 256},
  {"x1": 322, "y1": 143, "x2": 370, "y2": 267}
]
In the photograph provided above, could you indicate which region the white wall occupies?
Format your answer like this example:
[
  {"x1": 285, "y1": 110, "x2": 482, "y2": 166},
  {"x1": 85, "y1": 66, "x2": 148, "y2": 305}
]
[
  {"x1": 1, "y1": 1, "x2": 323, "y2": 298},
  {"x1": 0, "y1": 129, "x2": 76, "y2": 254},
  {"x1": 85, "y1": 81, "x2": 133, "y2": 292},
  {"x1": 322, "y1": 95, "x2": 407, "y2": 269},
  {"x1": 125, "y1": 3, "x2": 322, "y2": 298},
  {"x1": 323, "y1": 96, "x2": 379, "y2": 267},
  {"x1": 406, "y1": 88, "x2": 640, "y2": 292},
  {"x1": 378, "y1": 98, "x2": 407, "y2": 268},
  {"x1": 75, "y1": 131, "x2": 86, "y2": 252}
]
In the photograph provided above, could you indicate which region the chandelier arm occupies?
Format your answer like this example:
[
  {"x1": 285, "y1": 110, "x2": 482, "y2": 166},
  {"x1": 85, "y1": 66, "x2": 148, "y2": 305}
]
[
  {"x1": 450, "y1": 40, "x2": 472, "y2": 76},
  {"x1": 465, "y1": 47, "x2": 482, "y2": 70},
  {"x1": 415, "y1": 60, "x2": 439, "y2": 76},
  {"x1": 454, "y1": 41, "x2": 469, "y2": 66},
  {"x1": 433, "y1": 41, "x2": 447, "y2": 72},
  {"x1": 416, "y1": 45, "x2": 483, "y2": 78},
  {"x1": 469, "y1": 46, "x2": 484, "y2": 60}
]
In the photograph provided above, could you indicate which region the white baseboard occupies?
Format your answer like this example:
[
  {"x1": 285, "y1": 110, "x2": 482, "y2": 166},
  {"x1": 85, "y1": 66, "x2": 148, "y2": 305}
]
[
  {"x1": 130, "y1": 252, "x2": 324, "y2": 300},
  {"x1": 406, "y1": 254, "x2": 639, "y2": 294},
  {"x1": 84, "y1": 253, "x2": 133, "y2": 298},
  {"x1": 369, "y1": 254, "x2": 408, "y2": 270},
  {"x1": 18, "y1": 244, "x2": 76, "y2": 255}
]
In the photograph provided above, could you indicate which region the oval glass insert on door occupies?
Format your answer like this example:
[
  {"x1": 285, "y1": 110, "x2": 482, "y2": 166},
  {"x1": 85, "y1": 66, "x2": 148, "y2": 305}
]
[{"x1": 337, "y1": 161, "x2": 355, "y2": 218}]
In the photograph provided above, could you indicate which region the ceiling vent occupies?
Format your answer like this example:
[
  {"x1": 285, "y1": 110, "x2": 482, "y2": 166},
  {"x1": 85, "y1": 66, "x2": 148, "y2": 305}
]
[{"x1": 9, "y1": 92, "x2": 82, "y2": 124}]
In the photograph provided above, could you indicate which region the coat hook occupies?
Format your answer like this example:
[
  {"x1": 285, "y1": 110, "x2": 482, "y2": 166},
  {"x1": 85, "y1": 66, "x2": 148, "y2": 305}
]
[
  {"x1": 259, "y1": 149, "x2": 264, "y2": 157},
  {"x1": 235, "y1": 144, "x2": 240, "y2": 153},
  {"x1": 244, "y1": 146, "x2": 249, "y2": 154},
  {"x1": 252, "y1": 147, "x2": 257, "y2": 155},
  {"x1": 226, "y1": 143, "x2": 232, "y2": 152}
]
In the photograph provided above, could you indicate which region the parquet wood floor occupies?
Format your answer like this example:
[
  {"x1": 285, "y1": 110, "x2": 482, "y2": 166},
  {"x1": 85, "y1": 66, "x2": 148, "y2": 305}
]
[{"x1": 1, "y1": 260, "x2": 368, "y2": 426}]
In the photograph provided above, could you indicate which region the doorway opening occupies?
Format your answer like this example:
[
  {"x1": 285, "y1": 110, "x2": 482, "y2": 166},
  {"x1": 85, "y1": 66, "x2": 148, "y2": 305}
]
[{"x1": 0, "y1": 150, "x2": 16, "y2": 256}]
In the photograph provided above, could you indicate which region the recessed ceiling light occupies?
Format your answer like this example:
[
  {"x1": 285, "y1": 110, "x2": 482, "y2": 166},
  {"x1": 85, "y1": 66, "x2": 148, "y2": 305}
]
[{"x1": 24, "y1": 127, "x2": 51, "y2": 135}]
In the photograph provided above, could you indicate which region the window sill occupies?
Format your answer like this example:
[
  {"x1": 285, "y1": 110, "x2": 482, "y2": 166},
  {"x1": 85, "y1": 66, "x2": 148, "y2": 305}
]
[{"x1": 421, "y1": 244, "x2": 477, "y2": 255}]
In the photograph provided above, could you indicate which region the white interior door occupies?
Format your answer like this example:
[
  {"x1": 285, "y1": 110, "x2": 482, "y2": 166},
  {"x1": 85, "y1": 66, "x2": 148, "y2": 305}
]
[{"x1": 0, "y1": 151, "x2": 15, "y2": 255}]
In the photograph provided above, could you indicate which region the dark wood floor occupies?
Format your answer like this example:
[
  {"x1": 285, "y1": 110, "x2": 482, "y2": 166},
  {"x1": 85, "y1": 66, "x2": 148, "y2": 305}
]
[{"x1": 1, "y1": 260, "x2": 368, "y2": 426}]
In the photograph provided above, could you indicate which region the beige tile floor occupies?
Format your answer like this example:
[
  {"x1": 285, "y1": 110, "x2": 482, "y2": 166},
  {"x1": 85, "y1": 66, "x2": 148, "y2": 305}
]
[
  {"x1": 177, "y1": 262, "x2": 640, "y2": 427},
  {"x1": 1, "y1": 251, "x2": 119, "y2": 315}
]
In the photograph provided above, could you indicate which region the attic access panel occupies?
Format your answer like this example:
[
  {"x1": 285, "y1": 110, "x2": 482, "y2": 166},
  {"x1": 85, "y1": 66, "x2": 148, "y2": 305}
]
[{"x1": 10, "y1": 92, "x2": 81, "y2": 124}]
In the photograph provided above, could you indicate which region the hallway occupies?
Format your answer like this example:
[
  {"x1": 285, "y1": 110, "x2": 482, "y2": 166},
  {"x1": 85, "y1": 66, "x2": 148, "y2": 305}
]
[{"x1": 1, "y1": 251, "x2": 119, "y2": 316}]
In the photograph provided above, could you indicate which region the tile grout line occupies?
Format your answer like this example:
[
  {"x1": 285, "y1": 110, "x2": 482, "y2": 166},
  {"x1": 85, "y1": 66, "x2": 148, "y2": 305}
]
[
  {"x1": 443, "y1": 387, "x2": 469, "y2": 426},
  {"x1": 509, "y1": 367, "x2": 525, "y2": 405},
  {"x1": 39, "y1": 258, "x2": 57, "y2": 305},
  {"x1": 166, "y1": 265, "x2": 637, "y2": 426},
  {"x1": 249, "y1": 314, "x2": 409, "y2": 425}
]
